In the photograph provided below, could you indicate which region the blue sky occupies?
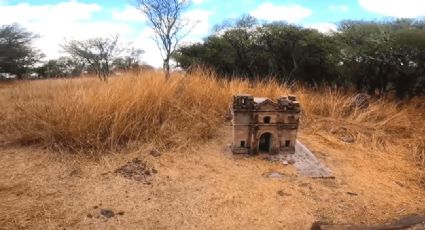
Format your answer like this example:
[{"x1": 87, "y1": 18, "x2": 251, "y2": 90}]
[{"x1": 1, "y1": 0, "x2": 425, "y2": 67}]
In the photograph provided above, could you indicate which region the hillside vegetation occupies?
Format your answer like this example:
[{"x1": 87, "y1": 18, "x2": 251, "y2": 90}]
[
  {"x1": 0, "y1": 71, "x2": 423, "y2": 171},
  {"x1": 175, "y1": 18, "x2": 425, "y2": 99}
]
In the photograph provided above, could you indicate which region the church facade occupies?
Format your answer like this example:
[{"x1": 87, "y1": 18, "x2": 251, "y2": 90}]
[{"x1": 231, "y1": 94, "x2": 301, "y2": 154}]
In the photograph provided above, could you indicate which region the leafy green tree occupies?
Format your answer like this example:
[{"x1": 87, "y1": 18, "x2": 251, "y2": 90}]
[
  {"x1": 337, "y1": 20, "x2": 425, "y2": 98},
  {"x1": 175, "y1": 17, "x2": 340, "y2": 85},
  {"x1": 174, "y1": 17, "x2": 425, "y2": 98},
  {"x1": 257, "y1": 22, "x2": 340, "y2": 84},
  {"x1": 0, "y1": 24, "x2": 43, "y2": 79},
  {"x1": 36, "y1": 60, "x2": 66, "y2": 78},
  {"x1": 337, "y1": 21, "x2": 394, "y2": 95},
  {"x1": 35, "y1": 56, "x2": 86, "y2": 78},
  {"x1": 391, "y1": 28, "x2": 425, "y2": 98}
]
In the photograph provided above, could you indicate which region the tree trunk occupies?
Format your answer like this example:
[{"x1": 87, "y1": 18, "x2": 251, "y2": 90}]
[
  {"x1": 163, "y1": 58, "x2": 170, "y2": 80},
  {"x1": 288, "y1": 55, "x2": 298, "y2": 81}
]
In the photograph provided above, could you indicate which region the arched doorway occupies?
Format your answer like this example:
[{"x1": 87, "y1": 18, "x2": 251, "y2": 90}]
[{"x1": 258, "y1": 133, "x2": 272, "y2": 152}]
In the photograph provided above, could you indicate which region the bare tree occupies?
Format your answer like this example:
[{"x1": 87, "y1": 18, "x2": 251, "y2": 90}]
[
  {"x1": 62, "y1": 34, "x2": 124, "y2": 81},
  {"x1": 136, "y1": 0, "x2": 194, "y2": 79},
  {"x1": 113, "y1": 47, "x2": 145, "y2": 71}
]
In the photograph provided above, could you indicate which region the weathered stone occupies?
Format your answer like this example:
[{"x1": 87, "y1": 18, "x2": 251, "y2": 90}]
[
  {"x1": 262, "y1": 171, "x2": 286, "y2": 179},
  {"x1": 150, "y1": 148, "x2": 161, "y2": 157},
  {"x1": 277, "y1": 190, "x2": 292, "y2": 196},
  {"x1": 395, "y1": 181, "x2": 404, "y2": 187},
  {"x1": 310, "y1": 214, "x2": 425, "y2": 230},
  {"x1": 100, "y1": 209, "x2": 115, "y2": 218},
  {"x1": 293, "y1": 141, "x2": 333, "y2": 178},
  {"x1": 231, "y1": 94, "x2": 301, "y2": 155}
]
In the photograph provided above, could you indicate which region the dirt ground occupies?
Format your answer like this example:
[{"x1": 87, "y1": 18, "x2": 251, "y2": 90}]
[{"x1": 1, "y1": 127, "x2": 424, "y2": 230}]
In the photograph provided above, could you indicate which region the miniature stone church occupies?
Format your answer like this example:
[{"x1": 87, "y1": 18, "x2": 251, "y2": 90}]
[{"x1": 231, "y1": 94, "x2": 301, "y2": 154}]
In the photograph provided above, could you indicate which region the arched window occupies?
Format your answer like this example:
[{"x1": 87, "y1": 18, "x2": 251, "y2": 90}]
[{"x1": 263, "y1": 116, "x2": 271, "y2": 124}]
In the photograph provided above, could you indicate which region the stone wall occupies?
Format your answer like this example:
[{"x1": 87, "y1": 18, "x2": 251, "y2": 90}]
[{"x1": 231, "y1": 94, "x2": 300, "y2": 155}]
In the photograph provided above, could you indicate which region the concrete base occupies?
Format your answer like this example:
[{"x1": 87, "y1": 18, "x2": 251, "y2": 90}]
[{"x1": 269, "y1": 141, "x2": 333, "y2": 178}]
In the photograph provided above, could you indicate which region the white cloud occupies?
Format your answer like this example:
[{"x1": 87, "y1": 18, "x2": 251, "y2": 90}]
[
  {"x1": 250, "y1": 2, "x2": 312, "y2": 22},
  {"x1": 0, "y1": 1, "x2": 132, "y2": 60},
  {"x1": 307, "y1": 23, "x2": 337, "y2": 33},
  {"x1": 112, "y1": 6, "x2": 146, "y2": 22},
  {"x1": 0, "y1": 1, "x2": 212, "y2": 68},
  {"x1": 134, "y1": 28, "x2": 164, "y2": 68},
  {"x1": 183, "y1": 9, "x2": 213, "y2": 37},
  {"x1": 0, "y1": 2, "x2": 101, "y2": 24},
  {"x1": 192, "y1": 0, "x2": 204, "y2": 5},
  {"x1": 358, "y1": 0, "x2": 425, "y2": 18},
  {"x1": 328, "y1": 5, "x2": 349, "y2": 12},
  {"x1": 0, "y1": 1, "x2": 148, "y2": 65}
]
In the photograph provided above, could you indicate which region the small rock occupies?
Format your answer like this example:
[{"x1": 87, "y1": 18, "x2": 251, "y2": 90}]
[
  {"x1": 346, "y1": 192, "x2": 358, "y2": 196},
  {"x1": 93, "y1": 205, "x2": 98, "y2": 209},
  {"x1": 69, "y1": 169, "x2": 80, "y2": 177},
  {"x1": 117, "y1": 211, "x2": 125, "y2": 216},
  {"x1": 282, "y1": 160, "x2": 289, "y2": 165},
  {"x1": 395, "y1": 181, "x2": 404, "y2": 187},
  {"x1": 100, "y1": 209, "x2": 115, "y2": 218},
  {"x1": 288, "y1": 159, "x2": 296, "y2": 164},
  {"x1": 263, "y1": 171, "x2": 286, "y2": 179},
  {"x1": 87, "y1": 214, "x2": 93, "y2": 218},
  {"x1": 152, "y1": 168, "x2": 158, "y2": 174},
  {"x1": 277, "y1": 190, "x2": 291, "y2": 196},
  {"x1": 299, "y1": 183, "x2": 310, "y2": 187},
  {"x1": 150, "y1": 148, "x2": 161, "y2": 157}
]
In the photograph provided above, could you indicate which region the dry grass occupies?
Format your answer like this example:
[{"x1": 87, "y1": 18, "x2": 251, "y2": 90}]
[
  {"x1": 0, "y1": 70, "x2": 424, "y2": 170},
  {"x1": 1, "y1": 71, "x2": 425, "y2": 229}
]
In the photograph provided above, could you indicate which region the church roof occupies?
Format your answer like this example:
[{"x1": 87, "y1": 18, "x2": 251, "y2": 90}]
[
  {"x1": 254, "y1": 97, "x2": 280, "y2": 109},
  {"x1": 253, "y1": 97, "x2": 270, "y2": 104}
]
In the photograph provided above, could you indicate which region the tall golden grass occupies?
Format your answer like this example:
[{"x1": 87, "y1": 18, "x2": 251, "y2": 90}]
[{"x1": 0, "y1": 70, "x2": 423, "y2": 171}]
